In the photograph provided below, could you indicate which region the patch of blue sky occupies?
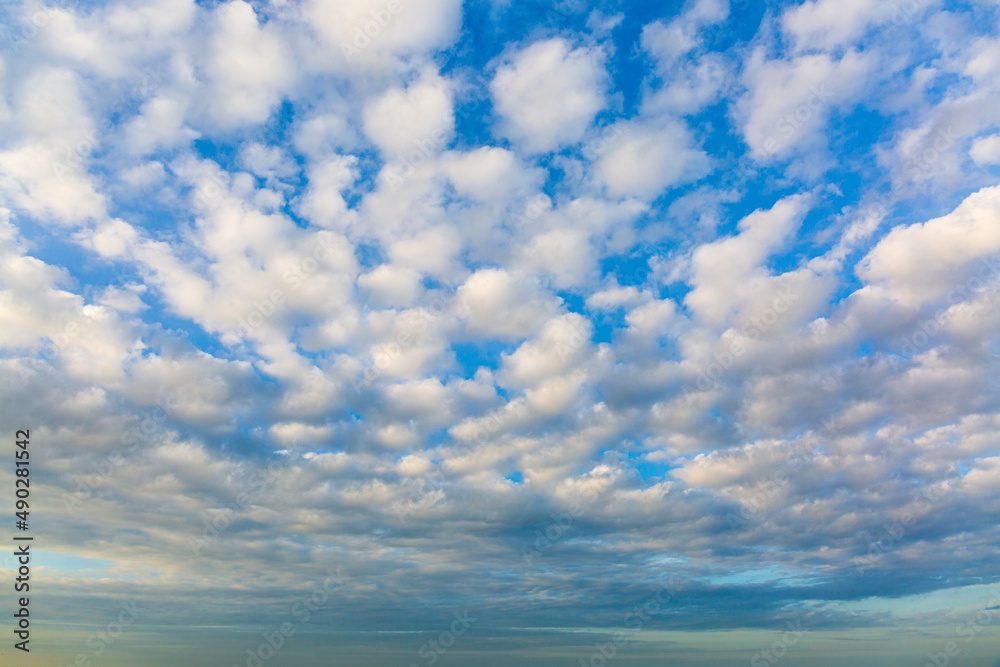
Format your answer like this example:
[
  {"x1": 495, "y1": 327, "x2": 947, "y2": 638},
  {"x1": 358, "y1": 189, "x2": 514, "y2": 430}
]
[
  {"x1": 353, "y1": 240, "x2": 387, "y2": 271},
  {"x1": 33, "y1": 549, "x2": 113, "y2": 574},
  {"x1": 829, "y1": 582, "x2": 1000, "y2": 620},
  {"x1": 139, "y1": 291, "x2": 239, "y2": 361},
  {"x1": 471, "y1": 0, "x2": 595, "y2": 45},
  {"x1": 629, "y1": 454, "x2": 675, "y2": 483},
  {"x1": 450, "y1": 339, "x2": 514, "y2": 377},
  {"x1": 705, "y1": 564, "x2": 816, "y2": 587},
  {"x1": 599, "y1": 252, "x2": 655, "y2": 287},
  {"x1": 9, "y1": 218, "x2": 108, "y2": 293},
  {"x1": 589, "y1": 311, "x2": 620, "y2": 345}
]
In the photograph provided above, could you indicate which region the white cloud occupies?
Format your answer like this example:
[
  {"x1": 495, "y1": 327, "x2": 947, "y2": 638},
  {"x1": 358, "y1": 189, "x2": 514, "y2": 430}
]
[
  {"x1": 586, "y1": 285, "x2": 648, "y2": 311},
  {"x1": 970, "y1": 133, "x2": 1000, "y2": 166},
  {"x1": 440, "y1": 147, "x2": 542, "y2": 201},
  {"x1": 387, "y1": 225, "x2": 461, "y2": 278},
  {"x1": 296, "y1": 156, "x2": 358, "y2": 228},
  {"x1": 293, "y1": 112, "x2": 356, "y2": 159},
  {"x1": 122, "y1": 95, "x2": 197, "y2": 155},
  {"x1": 625, "y1": 298, "x2": 678, "y2": 342},
  {"x1": 641, "y1": 0, "x2": 729, "y2": 67},
  {"x1": 498, "y1": 313, "x2": 593, "y2": 417},
  {"x1": 0, "y1": 67, "x2": 106, "y2": 224},
  {"x1": 363, "y1": 70, "x2": 454, "y2": 157},
  {"x1": 203, "y1": 0, "x2": 295, "y2": 128},
  {"x1": 456, "y1": 268, "x2": 560, "y2": 340},
  {"x1": 594, "y1": 120, "x2": 711, "y2": 198},
  {"x1": 738, "y1": 48, "x2": 875, "y2": 159},
  {"x1": 642, "y1": 53, "x2": 732, "y2": 116},
  {"x1": 240, "y1": 143, "x2": 298, "y2": 181},
  {"x1": 358, "y1": 264, "x2": 423, "y2": 308},
  {"x1": 518, "y1": 227, "x2": 598, "y2": 289},
  {"x1": 38, "y1": 1, "x2": 198, "y2": 77},
  {"x1": 303, "y1": 0, "x2": 464, "y2": 69},
  {"x1": 685, "y1": 194, "x2": 812, "y2": 325},
  {"x1": 491, "y1": 38, "x2": 608, "y2": 153},
  {"x1": 857, "y1": 184, "x2": 1000, "y2": 308},
  {"x1": 780, "y1": 0, "x2": 903, "y2": 51}
]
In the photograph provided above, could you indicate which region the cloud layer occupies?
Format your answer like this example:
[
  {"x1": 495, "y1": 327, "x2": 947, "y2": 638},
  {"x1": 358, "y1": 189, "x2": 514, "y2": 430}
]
[{"x1": 1, "y1": 0, "x2": 1000, "y2": 664}]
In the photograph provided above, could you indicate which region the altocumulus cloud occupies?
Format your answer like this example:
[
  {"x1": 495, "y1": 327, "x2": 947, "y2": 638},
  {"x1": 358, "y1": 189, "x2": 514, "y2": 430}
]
[{"x1": 1, "y1": 0, "x2": 1000, "y2": 665}]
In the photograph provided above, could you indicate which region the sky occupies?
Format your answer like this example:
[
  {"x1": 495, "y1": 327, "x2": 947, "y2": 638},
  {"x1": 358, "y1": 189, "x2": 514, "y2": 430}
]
[{"x1": 1, "y1": 0, "x2": 1000, "y2": 665}]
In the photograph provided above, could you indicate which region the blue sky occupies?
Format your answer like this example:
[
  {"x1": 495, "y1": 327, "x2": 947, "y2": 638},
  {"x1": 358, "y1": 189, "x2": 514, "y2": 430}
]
[{"x1": 2, "y1": 0, "x2": 1000, "y2": 665}]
